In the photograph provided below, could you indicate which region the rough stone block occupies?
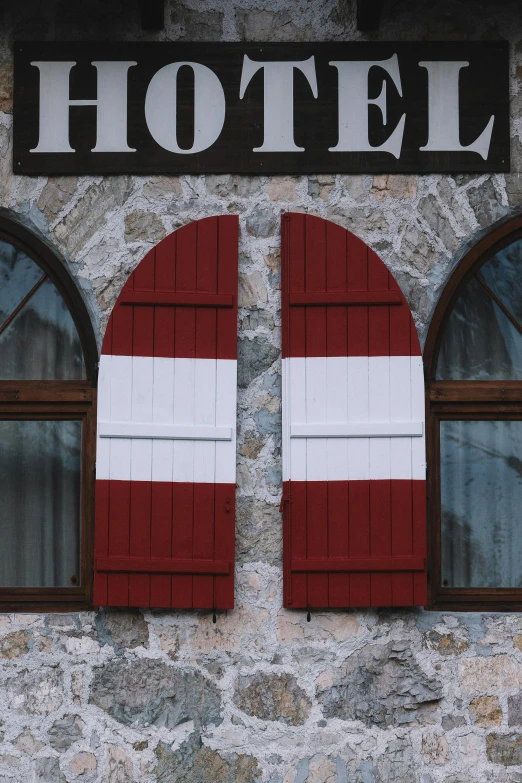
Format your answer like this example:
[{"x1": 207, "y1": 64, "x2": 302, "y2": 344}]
[
  {"x1": 124, "y1": 209, "x2": 166, "y2": 244},
  {"x1": 96, "y1": 608, "x2": 148, "y2": 650},
  {"x1": 459, "y1": 656, "x2": 522, "y2": 696},
  {"x1": 234, "y1": 672, "x2": 311, "y2": 725},
  {"x1": 89, "y1": 659, "x2": 222, "y2": 729},
  {"x1": 239, "y1": 271, "x2": 269, "y2": 307},
  {"x1": 316, "y1": 642, "x2": 442, "y2": 728},
  {"x1": 48, "y1": 714, "x2": 85, "y2": 750},
  {"x1": 69, "y1": 752, "x2": 96, "y2": 777},
  {"x1": 486, "y1": 733, "x2": 522, "y2": 766},
  {"x1": 509, "y1": 693, "x2": 522, "y2": 726},
  {"x1": 155, "y1": 733, "x2": 261, "y2": 783},
  {"x1": 469, "y1": 695, "x2": 502, "y2": 727},
  {"x1": 0, "y1": 629, "x2": 31, "y2": 659},
  {"x1": 424, "y1": 630, "x2": 469, "y2": 656},
  {"x1": 237, "y1": 337, "x2": 279, "y2": 388}
]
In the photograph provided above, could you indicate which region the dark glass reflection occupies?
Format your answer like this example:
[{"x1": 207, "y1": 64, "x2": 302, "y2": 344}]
[
  {"x1": 480, "y1": 240, "x2": 522, "y2": 326},
  {"x1": 441, "y1": 420, "x2": 522, "y2": 588},
  {"x1": 0, "y1": 239, "x2": 43, "y2": 323},
  {"x1": 0, "y1": 240, "x2": 85, "y2": 379},
  {"x1": 0, "y1": 420, "x2": 81, "y2": 587},
  {"x1": 437, "y1": 277, "x2": 522, "y2": 380}
]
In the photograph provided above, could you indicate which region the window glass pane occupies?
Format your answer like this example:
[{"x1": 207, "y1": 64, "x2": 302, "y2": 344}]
[
  {"x1": 436, "y1": 276, "x2": 522, "y2": 379},
  {"x1": 480, "y1": 240, "x2": 522, "y2": 325},
  {"x1": 0, "y1": 276, "x2": 86, "y2": 380},
  {"x1": 0, "y1": 420, "x2": 81, "y2": 588},
  {"x1": 0, "y1": 239, "x2": 43, "y2": 324},
  {"x1": 441, "y1": 420, "x2": 522, "y2": 588}
]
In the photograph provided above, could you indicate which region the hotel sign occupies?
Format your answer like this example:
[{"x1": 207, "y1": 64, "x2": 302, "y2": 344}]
[{"x1": 13, "y1": 41, "x2": 509, "y2": 175}]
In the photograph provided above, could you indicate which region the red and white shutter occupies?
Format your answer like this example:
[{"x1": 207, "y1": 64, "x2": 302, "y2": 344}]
[
  {"x1": 282, "y1": 213, "x2": 426, "y2": 609},
  {"x1": 94, "y1": 215, "x2": 237, "y2": 609}
]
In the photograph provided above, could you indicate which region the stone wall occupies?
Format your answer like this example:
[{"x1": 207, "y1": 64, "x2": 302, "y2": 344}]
[{"x1": 1, "y1": 1, "x2": 522, "y2": 781}]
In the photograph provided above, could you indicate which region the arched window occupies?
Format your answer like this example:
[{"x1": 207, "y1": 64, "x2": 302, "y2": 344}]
[
  {"x1": 426, "y1": 216, "x2": 522, "y2": 611},
  {"x1": 0, "y1": 217, "x2": 97, "y2": 611}
]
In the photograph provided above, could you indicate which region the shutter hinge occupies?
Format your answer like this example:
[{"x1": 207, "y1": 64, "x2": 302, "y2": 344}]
[{"x1": 279, "y1": 488, "x2": 292, "y2": 514}]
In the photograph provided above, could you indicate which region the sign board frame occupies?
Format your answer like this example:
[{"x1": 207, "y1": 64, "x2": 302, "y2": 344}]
[{"x1": 13, "y1": 41, "x2": 510, "y2": 175}]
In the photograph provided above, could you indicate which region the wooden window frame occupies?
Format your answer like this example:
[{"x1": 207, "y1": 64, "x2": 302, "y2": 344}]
[
  {"x1": 0, "y1": 217, "x2": 97, "y2": 612},
  {"x1": 425, "y1": 215, "x2": 522, "y2": 611}
]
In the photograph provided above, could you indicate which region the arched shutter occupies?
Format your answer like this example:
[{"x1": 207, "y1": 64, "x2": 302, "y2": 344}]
[
  {"x1": 94, "y1": 215, "x2": 237, "y2": 609},
  {"x1": 281, "y1": 213, "x2": 426, "y2": 608}
]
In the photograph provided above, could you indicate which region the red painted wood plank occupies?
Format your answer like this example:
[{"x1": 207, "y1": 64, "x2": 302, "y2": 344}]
[
  {"x1": 217, "y1": 215, "x2": 238, "y2": 361},
  {"x1": 171, "y1": 482, "x2": 194, "y2": 608},
  {"x1": 93, "y1": 479, "x2": 109, "y2": 605},
  {"x1": 306, "y1": 481, "x2": 329, "y2": 607},
  {"x1": 290, "y1": 291, "x2": 402, "y2": 306},
  {"x1": 389, "y1": 278, "x2": 413, "y2": 357},
  {"x1": 368, "y1": 248, "x2": 390, "y2": 358},
  {"x1": 391, "y1": 480, "x2": 414, "y2": 606},
  {"x1": 96, "y1": 557, "x2": 230, "y2": 574},
  {"x1": 175, "y1": 221, "x2": 197, "y2": 359},
  {"x1": 133, "y1": 247, "x2": 155, "y2": 291},
  {"x1": 153, "y1": 241, "x2": 176, "y2": 360},
  {"x1": 109, "y1": 294, "x2": 133, "y2": 356},
  {"x1": 349, "y1": 480, "x2": 371, "y2": 606},
  {"x1": 347, "y1": 232, "x2": 369, "y2": 357},
  {"x1": 413, "y1": 480, "x2": 428, "y2": 605},
  {"x1": 107, "y1": 480, "x2": 131, "y2": 606},
  {"x1": 129, "y1": 481, "x2": 151, "y2": 606},
  {"x1": 192, "y1": 483, "x2": 215, "y2": 608},
  {"x1": 286, "y1": 214, "x2": 306, "y2": 359},
  {"x1": 213, "y1": 484, "x2": 235, "y2": 609},
  {"x1": 304, "y1": 215, "x2": 327, "y2": 359},
  {"x1": 325, "y1": 220, "x2": 348, "y2": 360},
  {"x1": 287, "y1": 481, "x2": 307, "y2": 608},
  {"x1": 291, "y1": 556, "x2": 425, "y2": 571},
  {"x1": 370, "y1": 480, "x2": 392, "y2": 606},
  {"x1": 326, "y1": 481, "x2": 349, "y2": 606},
  {"x1": 150, "y1": 482, "x2": 172, "y2": 607},
  {"x1": 196, "y1": 217, "x2": 218, "y2": 360},
  {"x1": 121, "y1": 291, "x2": 234, "y2": 307}
]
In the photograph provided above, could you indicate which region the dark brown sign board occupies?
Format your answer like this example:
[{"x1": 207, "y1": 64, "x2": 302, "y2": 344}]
[{"x1": 14, "y1": 41, "x2": 509, "y2": 175}]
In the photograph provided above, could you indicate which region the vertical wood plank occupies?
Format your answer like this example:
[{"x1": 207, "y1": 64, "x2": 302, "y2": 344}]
[
  {"x1": 107, "y1": 480, "x2": 131, "y2": 606},
  {"x1": 217, "y1": 215, "x2": 238, "y2": 361},
  {"x1": 150, "y1": 482, "x2": 173, "y2": 607},
  {"x1": 289, "y1": 481, "x2": 307, "y2": 608},
  {"x1": 349, "y1": 480, "x2": 371, "y2": 605},
  {"x1": 192, "y1": 483, "x2": 215, "y2": 608},
  {"x1": 370, "y1": 480, "x2": 392, "y2": 606},
  {"x1": 214, "y1": 484, "x2": 235, "y2": 609},
  {"x1": 171, "y1": 482, "x2": 194, "y2": 607},
  {"x1": 93, "y1": 479, "x2": 109, "y2": 605}
]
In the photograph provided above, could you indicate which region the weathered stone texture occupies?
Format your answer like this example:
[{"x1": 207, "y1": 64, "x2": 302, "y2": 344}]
[
  {"x1": 155, "y1": 733, "x2": 261, "y2": 783},
  {"x1": 470, "y1": 695, "x2": 503, "y2": 727},
  {"x1": 316, "y1": 642, "x2": 442, "y2": 727},
  {"x1": 237, "y1": 336, "x2": 279, "y2": 388},
  {"x1": 48, "y1": 713, "x2": 85, "y2": 750},
  {"x1": 234, "y1": 672, "x2": 311, "y2": 725},
  {"x1": 33, "y1": 756, "x2": 66, "y2": 783},
  {"x1": 124, "y1": 209, "x2": 166, "y2": 244},
  {"x1": 96, "y1": 608, "x2": 149, "y2": 650},
  {"x1": 89, "y1": 659, "x2": 222, "y2": 729},
  {"x1": 0, "y1": 629, "x2": 31, "y2": 658},
  {"x1": 425, "y1": 629, "x2": 469, "y2": 656},
  {"x1": 487, "y1": 734, "x2": 522, "y2": 766},
  {"x1": 236, "y1": 497, "x2": 282, "y2": 565}
]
